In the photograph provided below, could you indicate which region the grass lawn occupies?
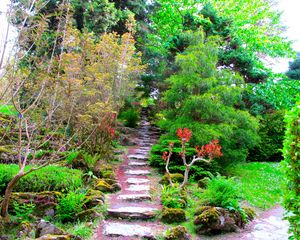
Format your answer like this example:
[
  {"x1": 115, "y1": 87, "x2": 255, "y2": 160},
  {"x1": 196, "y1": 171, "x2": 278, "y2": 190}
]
[{"x1": 226, "y1": 162, "x2": 283, "y2": 209}]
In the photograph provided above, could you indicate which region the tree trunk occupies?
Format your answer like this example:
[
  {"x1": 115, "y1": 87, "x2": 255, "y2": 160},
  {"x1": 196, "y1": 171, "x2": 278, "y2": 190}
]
[
  {"x1": 180, "y1": 166, "x2": 190, "y2": 188},
  {"x1": 1, "y1": 172, "x2": 24, "y2": 218}
]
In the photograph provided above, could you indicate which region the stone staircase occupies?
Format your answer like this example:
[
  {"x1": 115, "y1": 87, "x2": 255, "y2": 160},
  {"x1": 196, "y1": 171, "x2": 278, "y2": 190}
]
[{"x1": 95, "y1": 110, "x2": 164, "y2": 240}]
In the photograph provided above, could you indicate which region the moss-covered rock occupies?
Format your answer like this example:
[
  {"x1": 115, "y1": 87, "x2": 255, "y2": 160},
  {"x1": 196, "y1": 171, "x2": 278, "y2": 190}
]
[
  {"x1": 161, "y1": 207, "x2": 186, "y2": 224},
  {"x1": 85, "y1": 190, "x2": 105, "y2": 208},
  {"x1": 36, "y1": 234, "x2": 82, "y2": 240},
  {"x1": 243, "y1": 206, "x2": 256, "y2": 221},
  {"x1": 193, "y1": 206, "x2": 245, "y2": 234},
  {"x1": 94, "y1": 179, "x2": 113, "y2": 192},
  {"x1": 160, "y1": 173, "x2": 184, "y2": 185},
  {"x1": 75, "y1": 209, "x2": 102, "y2": 221},
  {"x1": 17, "y1": 221, "x2": 35, "y2": 239},
  {"x1": 9, "y1": 191, "x2": 61, "y2": 217},
  {"x1": 165, "y1": 225, "x2": 191, "y2": 240}
]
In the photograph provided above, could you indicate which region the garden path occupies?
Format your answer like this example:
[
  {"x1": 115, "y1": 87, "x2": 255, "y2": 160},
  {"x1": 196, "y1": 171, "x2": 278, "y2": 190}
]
[{"x1": 95, "y1": 110, "x2": 164, "y2": 240}]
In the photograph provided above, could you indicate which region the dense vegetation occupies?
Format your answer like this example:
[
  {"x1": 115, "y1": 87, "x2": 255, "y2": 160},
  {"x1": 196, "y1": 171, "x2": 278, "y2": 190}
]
[{"x1": 0, "y1": 0, "x2": 299, "y2": 239}]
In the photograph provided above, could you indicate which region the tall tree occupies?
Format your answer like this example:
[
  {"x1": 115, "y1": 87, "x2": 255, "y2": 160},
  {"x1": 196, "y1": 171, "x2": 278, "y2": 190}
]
[
  {"x1": 159, "y1": 31, "x2": 259, "y2": 165},
  {"x1": 286, "y1": 53, "x2": 300, "y2": 80}
]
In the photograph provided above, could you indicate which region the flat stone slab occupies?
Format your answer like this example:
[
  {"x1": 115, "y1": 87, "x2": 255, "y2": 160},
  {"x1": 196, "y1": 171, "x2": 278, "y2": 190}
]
[
  {"x1": 117, "y1": 193, "x2": 151, "y2": 201},
  {"x1": 126, "y1": 178, "x2": 150, "y2": 184},
  {"x1": 103, "y1": 222, "x2": 155, "y2": 239},
  {"x1": 128, "y1": 154, "x2": 148, "y2": 160},
  {"x1": 128, "y1": 161, "x2": 148, "y2": 166},
  {"x1": 125, "y1": 170, "x2": 151, "y2": 175},
  {"x1": 126, "y1": 184, "x2": 150, "y2": 191},
  {"x1": 107, "y1": 206, "x2": 158, "y2": 219}
]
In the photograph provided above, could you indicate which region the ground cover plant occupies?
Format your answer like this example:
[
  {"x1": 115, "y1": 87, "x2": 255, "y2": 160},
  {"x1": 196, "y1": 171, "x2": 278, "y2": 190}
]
[{"x1": 226, "y1": 162, "x2": 283, "y2": 209}]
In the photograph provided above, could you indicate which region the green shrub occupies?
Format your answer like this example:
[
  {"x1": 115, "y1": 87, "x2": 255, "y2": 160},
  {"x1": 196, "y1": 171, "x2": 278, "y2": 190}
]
[
  {"x1": 200, "y1": 175, "x2": 240, "y2": 211},
  {"x1": 0, "y1": 164, "x2": 83, "y2": 193},
  {"x1": 248, "y1": 110, "x2": 285, "y2": 162},
  {"x1": 56, "y1": 191, "x2": 86, "y2": 222},
  {"x1": 13, "y1": 201, "x2": 35, "y2": 222},
  {"x1": 119, "y1": 108, "x2": 139, "y2": 128},
  {"x1": 282, "y1": 102, "x2": 300, "y2": 238},
  {"x1": 161, "y1": 185, "x2": 187, "y2": 209}
]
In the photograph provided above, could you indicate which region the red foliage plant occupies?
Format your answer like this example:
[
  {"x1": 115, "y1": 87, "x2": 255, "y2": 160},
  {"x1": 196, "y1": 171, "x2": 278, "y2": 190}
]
[
  {"x1": 162, "y1": 128, "x2": 223, "y2": 188},
  {"x1": 176, "y1": 128, "x2": 192, "y2": 142},
  {"x1": 195, "y1": 139, "x2": 223, "y2": 160}
]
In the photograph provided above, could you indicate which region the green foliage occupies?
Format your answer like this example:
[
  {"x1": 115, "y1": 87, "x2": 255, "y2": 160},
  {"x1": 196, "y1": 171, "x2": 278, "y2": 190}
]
[
  {"x1": 57, "y1": 191, "x2": 86, "y2": 222},
  {"x1": 161, "y1": 185, "x2": 187, "y2": 209},
  {"x1": 119, "y1": 108, "x2": 140, "y2": 128},
  {"x1": 0, "y1": 164, "x2": 83, "y2": 194},
  {"x1": 0, "y1": 105, "x2": 18, "y2": 116},
  {"x1": 245, "y1": 76, "x2": 300, "y2": 114},
  {"x1": 248, "y1": 110, "x2": 285, "y2": 162},
  {"x1": 12, "y1": 201, "x2": 35, "y2": 222},
  {"x1": 200, "y1": 175, "x2": 240, "y2": 211},
  {"x1": 282, "y1": 102, "x2": 300, "y2": 238},
  {"x1": 286, "y1": 53, "x2": 300, "y2": 80},
  {"x1": 159, "y1": 31, "x2": 259, "y2": 166},
  {"x1": 227, "y1": 162, "x2": 283, "y2": 209}
]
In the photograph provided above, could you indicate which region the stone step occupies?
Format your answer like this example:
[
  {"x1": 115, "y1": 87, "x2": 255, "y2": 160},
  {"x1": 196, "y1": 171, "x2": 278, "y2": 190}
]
[
  {"x1": 127, "y1": 154, "x2": 148, "y2": 160},
  {"x1": 117, "y1": 193, "x2": 152, "y2": 201},
  {"x1": 126, "y1": 178, "x2": 150, "y2": 184},
  {"x1": 125, "y1": 170, "x2": 151, "y2": 176},
  {"x1": 103, "y1": 222, "x2": 156, "y2": 239},
  {"x1": 128, "y1": 161, "x2": 148, "y2": 166},
  {"x1": 107, "y1": 206, "x2": 158, "y2": 219},
  {"x1": 126, "y1": 184, "x2": 150, "y2": 191}
]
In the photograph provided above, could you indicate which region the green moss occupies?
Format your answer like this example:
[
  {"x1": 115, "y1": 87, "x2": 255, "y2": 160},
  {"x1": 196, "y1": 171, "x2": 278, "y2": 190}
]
[
  {"x1": 194, "y1": 206, "x2": 212, "y2": 216},
  {"x1": 94, "y1": 179, "x2": 113, "y2": 192},
  {"x1": 165, "y1": 225, "x2": 189, "y2": 240},
  {"x1": 194, "y1": 207, "x2": 219, "y2": 226},
  {"x1": 243, "y1": 206, "x2": 256, "y2": 221},
  {"x1": 160, "y1": 173, "x2": 184, "y2": 185},
  {"x1": 161, "y1": 207, "x2": 186, "y2": 224}
]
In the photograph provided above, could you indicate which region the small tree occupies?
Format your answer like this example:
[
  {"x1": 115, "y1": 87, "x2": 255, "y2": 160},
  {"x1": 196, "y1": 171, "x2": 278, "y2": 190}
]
[{"x1": 162, "y1": 128, "x2": 223, "y2": 188}]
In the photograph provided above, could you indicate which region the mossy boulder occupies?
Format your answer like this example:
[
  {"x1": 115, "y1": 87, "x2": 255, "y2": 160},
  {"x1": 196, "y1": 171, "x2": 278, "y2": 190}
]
[
  {"x1": 93, "y1": 178, "x2": 120, "y2": 193},
  {"x1": 193, "y1": 206, "x2": 245, "y2": 234},
  {"x1": 94, "y1": 179, "x2": 112, "y2": 192},
  {"x1": 9, "y1": 192, "x2": 61, "y2": 217},
  {"x1": 75, "y1": 209, "x2": 102, "y2": 221},
  {"x1": 165, "y1": 226, "x2": 191, "y2": 240},
  {"x1": 85, "y1": 189, "x2": 105, "y2": 208},
  {"x1": 93, "y1": 164, "x2": 115, "y2": 179},
  {"x1": 17, "y1": 221, "x2": 35, "y2": 239},
  {"x1": 243, "y1": 206, "x2": 256, "y2": 221},
  {"x1": 160, "y1": 173, "x2": 184, "y2": 185},
  {"x1": 161, "y1": 207, "x2": 186, "y2": 224},
  {"x1": 36, "y1": 234, "x2": 82, "y2": 240}
]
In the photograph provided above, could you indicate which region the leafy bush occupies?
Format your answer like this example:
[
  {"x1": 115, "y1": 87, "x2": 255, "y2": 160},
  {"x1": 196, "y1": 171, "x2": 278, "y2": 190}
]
[
  {"x1": 119, "y1": 108, "x2": 140, "y2": 128},
  {"x1": 200, "y1": 175, "x2": 240, "y2": 211},
  {"x1": 13, "y1": 201, "x2": 35, "y2": 222},
  {"x1": 282, "y1": 102, "x2": 300, "y2": 238},
  {"x1": 161, "y1": 185, "x2": 187, "y2": 209},
  {"x1": 248, "y1": 110, "x2": 285, "y2": 162},
  {"x1": 56, "y1": 191, "x2": 86, "y2": 222},
  {"x1": 0, "y1": 164, "x2": 83, "y2": 194}
]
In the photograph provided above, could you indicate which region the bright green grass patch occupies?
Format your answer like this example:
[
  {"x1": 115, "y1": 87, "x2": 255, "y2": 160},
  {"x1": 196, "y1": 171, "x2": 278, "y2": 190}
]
[
  {"x1": 226, "y1": 162, "x2": 283, "y2": 209},
  {"x1": 0, "y1": 104, "x2": 18, "y2": 116}
]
